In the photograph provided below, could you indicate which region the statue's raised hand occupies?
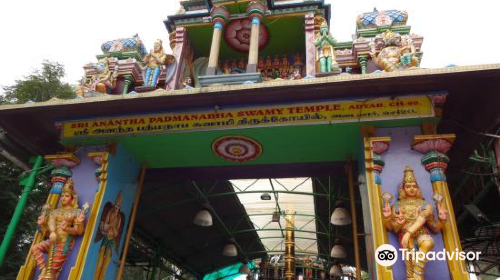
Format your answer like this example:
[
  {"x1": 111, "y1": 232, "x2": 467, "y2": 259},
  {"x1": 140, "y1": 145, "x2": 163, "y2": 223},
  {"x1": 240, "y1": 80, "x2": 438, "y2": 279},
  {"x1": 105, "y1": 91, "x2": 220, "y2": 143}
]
[
  {"x1": 395, "y1": 210, "x2": 406, "y2": 225},
  {"x1": 437, "y1": 202, "x2": 448, "y2": 221},
  {"x1": 76, "y1": 209, "x2": 85, "y2": 224},
  {"x1": 382, "y1": 200, "x2": 392, "y2": 218}
]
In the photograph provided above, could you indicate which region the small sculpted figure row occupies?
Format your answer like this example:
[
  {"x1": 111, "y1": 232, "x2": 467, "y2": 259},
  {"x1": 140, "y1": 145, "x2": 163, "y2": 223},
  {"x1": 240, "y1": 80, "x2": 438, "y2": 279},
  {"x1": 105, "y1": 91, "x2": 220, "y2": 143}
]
[{"x1": 217, "y1": 54, "x2": 303, "y2": 81}]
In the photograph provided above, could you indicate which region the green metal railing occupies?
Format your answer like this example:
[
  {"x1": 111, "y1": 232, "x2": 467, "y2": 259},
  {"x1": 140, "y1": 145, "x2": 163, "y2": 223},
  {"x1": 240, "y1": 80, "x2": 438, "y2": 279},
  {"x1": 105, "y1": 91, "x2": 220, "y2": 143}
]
[{"x1": 0, "y1": 156, "x2": 44, "y2": 268}]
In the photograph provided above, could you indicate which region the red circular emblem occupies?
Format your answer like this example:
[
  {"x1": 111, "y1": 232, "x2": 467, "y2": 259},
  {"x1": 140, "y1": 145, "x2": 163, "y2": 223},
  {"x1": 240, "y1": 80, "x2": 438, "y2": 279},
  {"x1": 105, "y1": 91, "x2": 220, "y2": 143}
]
[
  {"x1": 224, "y1": 19, "x2": 269, "y2": 52},
  {"x1": 212, "y1": 136, "x2": 263, "y2": 162}
]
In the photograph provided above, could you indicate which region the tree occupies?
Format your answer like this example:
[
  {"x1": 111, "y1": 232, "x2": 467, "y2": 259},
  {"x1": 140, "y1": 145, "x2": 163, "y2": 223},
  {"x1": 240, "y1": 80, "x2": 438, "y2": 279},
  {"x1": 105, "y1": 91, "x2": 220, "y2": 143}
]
[
  {"x1": 1, "y1": 61, "x2": 75, "y2": 104},
  {"x1": 0, "y1": 160, "x2": 50, "y2": 279},
  {"x1": 0, "y1": 60, "x2": 72, "y2": 278}
]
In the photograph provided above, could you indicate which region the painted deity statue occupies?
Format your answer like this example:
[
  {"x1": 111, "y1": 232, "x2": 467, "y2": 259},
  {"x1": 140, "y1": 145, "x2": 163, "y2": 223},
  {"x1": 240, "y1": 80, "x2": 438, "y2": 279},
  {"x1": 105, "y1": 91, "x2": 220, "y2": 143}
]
[
  {"x1": 382, "y1": 166, "x2": 448, "y2": 280},
  {"x1": 314, "y1": 22, "x2": 338, "y2": 73},
  {"x1": 84, "y1": 58, "x2": 119, "y2": 94},
  {"x1": 142, "y1": 39, "x2": 167, "y2": 87},
  {"x1": 398, "y1": 36, "x2": 420, "y2": 69},
  {"x1": 281, "y1": 55, "x2": 290, "y2": 79},
  {"x1": 370, "y1": 30, "x2": 420, "y2": 72},
  {"x1": 32, "y1": 180, "x2": 89, "y2": 280},
  {"x1": 257, "y1": 57, "x2": 265, "y2": 74},
  {"x1": 93, "y1": 192, "x2": 125, "y2": 280},
  {"x1": 272, "y1": 55, "x2": 281, "y2": 79}
]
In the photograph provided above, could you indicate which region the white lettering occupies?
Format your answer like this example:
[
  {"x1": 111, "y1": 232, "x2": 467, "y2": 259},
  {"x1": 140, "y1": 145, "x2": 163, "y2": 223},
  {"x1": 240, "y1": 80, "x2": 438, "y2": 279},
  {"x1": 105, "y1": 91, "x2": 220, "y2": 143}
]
[{"x1": 436, "y1": 250, "x2": 445, "y2": 260}]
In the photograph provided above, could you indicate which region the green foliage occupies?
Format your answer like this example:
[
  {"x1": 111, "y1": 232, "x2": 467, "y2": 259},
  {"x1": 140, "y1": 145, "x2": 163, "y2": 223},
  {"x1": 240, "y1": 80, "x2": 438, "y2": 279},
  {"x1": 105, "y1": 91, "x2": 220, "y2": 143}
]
[
  {"x1": 0, "y1": 60, "x2": 70, "y2": 278},
  {"x1": 1, "y1": 61, "x2": 75, "y2": 104},
  {"x1": 0, "y1": 159, "x2": 50, "y2": 279}
]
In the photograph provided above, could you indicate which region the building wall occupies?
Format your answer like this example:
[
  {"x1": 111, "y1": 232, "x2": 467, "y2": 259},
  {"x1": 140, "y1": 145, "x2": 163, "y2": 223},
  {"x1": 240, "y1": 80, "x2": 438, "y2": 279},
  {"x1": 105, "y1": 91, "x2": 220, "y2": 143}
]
[{"x1": 376, "y1": 126, "x2": 451, "y2": 280}]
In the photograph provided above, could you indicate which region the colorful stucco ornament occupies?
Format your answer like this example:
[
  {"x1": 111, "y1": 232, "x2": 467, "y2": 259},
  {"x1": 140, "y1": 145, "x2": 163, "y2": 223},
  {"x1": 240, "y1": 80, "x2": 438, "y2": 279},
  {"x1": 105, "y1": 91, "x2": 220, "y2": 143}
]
[
  {"x1": 382, "y1": 166, "x2": 448, "y2": 280},
  {"x1": 31, "y1": 180, "x2": 89, "y2": 280},
  {"x1": 369, "y1": 30, "x2": 420, "y2": 72},
  {"x1": 314, "y1": 21, "x2": 338, "y2": 73}
]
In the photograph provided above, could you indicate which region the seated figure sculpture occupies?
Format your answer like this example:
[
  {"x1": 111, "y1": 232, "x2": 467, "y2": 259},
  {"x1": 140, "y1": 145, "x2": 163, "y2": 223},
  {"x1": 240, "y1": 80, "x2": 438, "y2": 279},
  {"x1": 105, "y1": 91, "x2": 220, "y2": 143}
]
[
  {"x1": 31, "y1": 180, "x2": 88, "y2": 280},
  {"x1": 81, "y1": 58, "x2": 118, "y2": 94},
  {"x1": 370, "y1": 31, "x2": 420, "y2": 72},
  {"x1": 382, "y1": 166, "x2": 448, "y2": 280}
]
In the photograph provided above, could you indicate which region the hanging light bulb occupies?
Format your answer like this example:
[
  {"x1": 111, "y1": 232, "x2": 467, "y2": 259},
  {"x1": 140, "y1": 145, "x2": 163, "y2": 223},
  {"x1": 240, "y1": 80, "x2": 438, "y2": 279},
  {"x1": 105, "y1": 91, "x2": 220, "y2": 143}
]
[
  {"x1": 222, "y1": 239, "x2": 238, "y2": 256},
  {"x1": 329, "y1": 263, "x2": 342, "y2": 276},
  {"x1": 260, "y1": 192, "x2": 271, "y2": 200},
  {"x1": 330, "y1": 238, "x2": 347, "y2": 258},
  {"x1": 239, "y1": 260, "x2": 250, "y2": 274},
  {"x1": 193, "y1": 206, "x2": 213, "y2": 227},
  {"x1": 330, "y1": 200, "x2": 352, "y2": 226}
]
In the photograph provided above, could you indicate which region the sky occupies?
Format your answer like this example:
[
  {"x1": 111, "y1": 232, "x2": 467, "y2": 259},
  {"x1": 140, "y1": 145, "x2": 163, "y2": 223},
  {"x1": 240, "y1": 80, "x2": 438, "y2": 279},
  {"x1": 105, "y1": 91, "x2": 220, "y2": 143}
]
[{"x1": 1, "y1": 0, "x2": 499, "y2": 92}]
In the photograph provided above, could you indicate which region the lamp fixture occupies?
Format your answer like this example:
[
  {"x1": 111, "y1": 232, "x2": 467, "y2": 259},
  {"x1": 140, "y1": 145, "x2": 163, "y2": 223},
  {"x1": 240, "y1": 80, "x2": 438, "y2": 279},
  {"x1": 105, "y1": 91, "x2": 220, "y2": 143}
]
[
  {"x1": 330, "y1": 200, "x2": 352, "y2": 226},
  {"x1": 260, "y1": 192, "x2": 271, "y2": 200},
  {"x1": 222, "y1": 239, "x2": 238, "y2": 257},
  {"x1": 193, "y1": 205, "x2": 213, "y2": 227},
  {"x1": 330, "y1": 238, "x2": 347, "y2": 258},
  {"x1": 271, "y1": 212, "x2": 280, "y2": 222},
  {"x1": 238, "y1": 260, "x2": 250, "y2": 274},
  {"x1": 329, "y1": 263, "x2": 342, "y2": 276}
]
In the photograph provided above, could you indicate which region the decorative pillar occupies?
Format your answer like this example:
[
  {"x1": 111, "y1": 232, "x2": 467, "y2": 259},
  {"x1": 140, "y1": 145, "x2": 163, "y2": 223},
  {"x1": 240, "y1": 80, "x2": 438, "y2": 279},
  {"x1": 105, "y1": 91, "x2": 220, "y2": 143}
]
[
  {"x1": 284, "y1": 211, "x2": 295, "y2": 280},
  {"x1": 122, "y1": 75, "x2": 133, "y2": 94},
  {"x1": 246, "y1": 1, "x2": 266, "y2": 73},
  {"x1": 362, "y1": 137, "x2": 394, "y2": 280},
  {"x1": 346, "y1": 160, "x2": 361, "y2": 280},
  {"x1": 412, "y1": 134, "x2": 470, "y2": 280},
  {"x1": 87, "y1": 152, "x2": 108, "y2": 184},
  {"x1": 167, "y1": 27, "x2": 187, "y2": 90},
  {"x1": 206, "y1": 6, "x2": 229, "y2": 76},
  {"x1": 304, "y1": 13, "x2": 316, "y2": 77},
  {"x1": 17, "y1": 153, "x2": 81, "y2": 280},
  {"x1": 358, "y1": 56, "x2": 368, "y2": 74}
]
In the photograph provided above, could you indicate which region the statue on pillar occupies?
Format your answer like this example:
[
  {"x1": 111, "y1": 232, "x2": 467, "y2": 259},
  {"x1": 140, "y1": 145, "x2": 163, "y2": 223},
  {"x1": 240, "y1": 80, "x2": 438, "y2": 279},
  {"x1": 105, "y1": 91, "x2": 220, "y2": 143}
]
[
  {"x1": 31, "y1": 180, "x2": 89, "y2": 280},
  {"x1": 381, "y1": 166, "x2": 448, "y2": 280},
  {"x1": 314, "y1": 22, "x2": 338, "y2": 73}
]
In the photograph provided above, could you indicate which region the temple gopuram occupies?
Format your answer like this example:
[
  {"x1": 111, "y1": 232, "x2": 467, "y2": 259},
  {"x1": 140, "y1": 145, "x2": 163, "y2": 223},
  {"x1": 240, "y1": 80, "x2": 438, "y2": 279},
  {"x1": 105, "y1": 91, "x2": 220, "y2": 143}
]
[{"x1": 0, "y1": 1, "x2": 499, "y2": 280}]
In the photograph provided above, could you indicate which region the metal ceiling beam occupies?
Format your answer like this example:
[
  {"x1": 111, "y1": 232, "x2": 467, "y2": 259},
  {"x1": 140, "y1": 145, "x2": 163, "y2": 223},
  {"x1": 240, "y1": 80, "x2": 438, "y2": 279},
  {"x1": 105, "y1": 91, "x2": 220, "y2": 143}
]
[
  {"x1": 255, "y1": 236, "x2": 330, "y2": 254},
  {"x1": 247, "y1": 250, "x2": 332, "y2": 261},
  {"x1": 134, "y1": 228, "x2": 202, "y2": 278},
  {"x1": 191, "y1": 181, "x2": 252, "y2": 261},
  {"x1": 457, "y1": 178, "x2": 495, "y2": 225},
  {"x1": 140, "y1": 189, "x2": 356, "y2": 217},
  {"x1": 269, "y1": 179, "x2": 285, "y2": 238},
  {"x1": 230, "y1": 228, "x2": 352, "y2": 243},
  {"x1": 231, "y1": 213, "x2": 329, "y2": 229}
]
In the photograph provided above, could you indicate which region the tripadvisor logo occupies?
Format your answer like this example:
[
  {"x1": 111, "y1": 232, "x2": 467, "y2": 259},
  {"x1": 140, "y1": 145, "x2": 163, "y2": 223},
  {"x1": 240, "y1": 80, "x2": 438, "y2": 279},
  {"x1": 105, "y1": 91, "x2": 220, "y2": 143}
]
[
  {"x1": 375, "y1": 244, "x2": 398, "y2": 266},
  {"x1": 375, "y1": 244, "x2": 481, "y2": 267}
]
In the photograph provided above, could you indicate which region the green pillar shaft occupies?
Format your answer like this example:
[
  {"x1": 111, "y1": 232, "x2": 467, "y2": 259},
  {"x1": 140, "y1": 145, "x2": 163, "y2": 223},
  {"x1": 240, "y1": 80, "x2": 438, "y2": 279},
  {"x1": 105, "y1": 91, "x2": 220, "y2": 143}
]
[
  {"x1": 123, "y1": 76, "x2": 133, "y2": 94},
  {"x1": 358, "y1": 56, "x2": 368, "y2": 74},
  {"x1": 0, "y1": 155, "x2": 43, "y2": 268}
]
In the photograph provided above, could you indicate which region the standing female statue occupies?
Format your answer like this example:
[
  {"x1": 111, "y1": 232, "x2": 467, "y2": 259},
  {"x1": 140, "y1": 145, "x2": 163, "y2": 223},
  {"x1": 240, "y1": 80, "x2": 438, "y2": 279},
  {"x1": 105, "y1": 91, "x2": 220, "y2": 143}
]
[
  {"x1": 32, "y1": 180, "x2": 88, "y2": 280},
  {"x1": 142, "y1": 39, "x2": 167, "y2": 87},
  {"x1": 382, "y1": 166, "x2": 448, "y2": 280}
]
